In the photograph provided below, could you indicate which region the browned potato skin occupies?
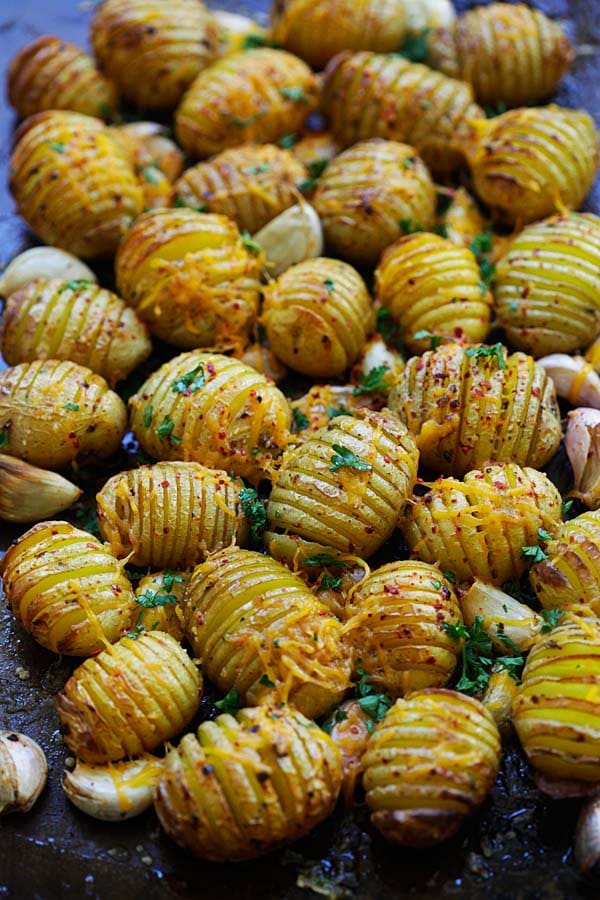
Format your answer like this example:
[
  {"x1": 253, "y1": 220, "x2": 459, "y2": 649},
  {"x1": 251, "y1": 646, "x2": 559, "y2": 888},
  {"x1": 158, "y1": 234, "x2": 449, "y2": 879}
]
[
  {"x1": 173, "y1": 144, "x2": 307, "y2": 234},
  {"x1": 0, "y1": 278, "x2": 152, "y2": 386},
  {"x1": 8, "y1": 34, "x2": 119, "y2": 120},
  {"x1": 91, "y1": 0, "x2": 219, "y2": 111},
  {"x1": 154, "y1": 705, "x2": 343, "y2": 861},
  {"x1": 0, "y1": 360, "x2": 126, "y2": 470}
]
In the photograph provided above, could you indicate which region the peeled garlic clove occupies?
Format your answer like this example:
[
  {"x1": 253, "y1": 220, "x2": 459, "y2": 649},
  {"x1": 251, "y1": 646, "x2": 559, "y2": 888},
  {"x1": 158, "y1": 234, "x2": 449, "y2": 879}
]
[
  {"x1": 0, "y1": 248, "x2": 96, "y2": 298},
  {"x1": 461, "y1": 580, "x2": 543, "y2": 653},
  {"x1": 0, "y1": 732, "x2": 47, "y2": 815},
  {"x1": 566, "y1": 408, "x2": 600, "y2": 509},
  {"x1": 63, "y1": 755, "x2": 163, "y2": 821},
  {"x1": 253, "y1": 202, "x2": 323, "y2": 278},
  {"x1": 351, "y1": 334, "x2": 405, "y2": 391},
  {"x1": 481, "y1": 670, "x2": 518, "y2": 735},
  {"x1": 0, "y1": 454, "x2": 82, "y2": 522},
  {"x1": 538, "y1": 354, "x2": 600, "y2": 409}
]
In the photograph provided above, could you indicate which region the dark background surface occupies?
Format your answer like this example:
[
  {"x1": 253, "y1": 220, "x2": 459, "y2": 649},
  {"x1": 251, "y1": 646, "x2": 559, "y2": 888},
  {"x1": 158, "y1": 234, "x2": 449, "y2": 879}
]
[{"x1": 1, "y1": 2, "x2": 600, "y2": 899}]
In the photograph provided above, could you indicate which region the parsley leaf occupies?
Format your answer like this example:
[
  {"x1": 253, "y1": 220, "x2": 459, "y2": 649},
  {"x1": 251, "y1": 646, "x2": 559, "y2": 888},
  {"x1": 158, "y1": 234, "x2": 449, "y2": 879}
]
[
  {"x1": 48, "y1": 141, "x2": 66, "y2": 153},
  {"x1": 469, "y1": 226, "x2": 496, "y2": 289},
  {"x1": 63, "y1": 402, "x2": 79, "y2": 411},
  {"x1": 307, "y1": 158, "x2": 329, "y2": 180},
  {"x1": 58, "y1": 279, "x2": 91, "y2": 293},
  {"x1": 135, "y1": 589, "x2": 177, "y2": 608},
  {"x1": 242, "y1": 33, "x2": 270, "y2": 49},
  {"x1": 303, "y1": 553, "x2": 350, "y2": 570},
  {"x1": 352, "y1": 364, "x2": 390, "y2": 396},
  {"x1": 413, "y1": 329, "x2": 442, "y2": 350},
  {"x1": 484, "y1": 100, "x2": 508, "y2": 118},
  {"x1": 280, "y1": 86, "x2": 307, "y2": 102},
  {"x1": 161, "y1": 571, "x2": 184, "y2": 592},
  {"x1": 328, "y1": 405, "x2": 348, "y2": 419},
  {"x1": 400, "y1": 218, "x2": 424, "y2": 235},
  {"x1": 443, "y1": 570, "x2": 455, "y2": 584},
  {"x1": 171, "y1": 364, "x2": 205, "y2": 395},
  {"x1": 321, "y1": 706, "x2": 349, "y2": 734},
  {"x1": 376, "y1": 308, "x2": 404, "y2": 350},
  {"x1": 465, "y1": 343, "x2": 506, "y2": 369},
  {"x1": 399, "y1": 28, "x2": 430, "y2": 62},
  {"x1": 324, "y1": 277, "x2": 335, "y2": 294},
  {"x1": 521, "y1": 544, "x2": 548, "y2": 564},
  {"x1": 156, "y1": 415, "x2": 181, "y2": 445},
  {"x1": 0, "y1": 427, "x2": 10, "y2": 449},
  {"x1": 241, "y1": 230, "x2": 262, "y2": 254},
  {"x1": 562, "y1": 499, "x2": 575, "y2": 517},
  {"x1": 329, "y1": 444, "x2": 372, "y2": 472},
  {"x1": 320, "y1": 575, "x2": 342, "y2": 591},
  {"x1": 356, "y1": 669, "x2": 393, "y2": 723},
  {"x1": 541, "y1": 608, "x2": 565, "y2": 634},
  {"x1": 538, "y1": 528, "x2": 553, "y2": 543},
  {"x1": 143, "y1": 405, "x2": 153, "y2": 428},
  {"x1": 259, "y1": 674, "x2": 275, "y2": 687},
  {"x1": 239, "y1": 486, "x2": 267, "y2": 542},
  {"x1": 291, "y1": 407, "x2": 309, "y2": 432},
  {"x1": 230, "y1": 112, "x2": 265, "y2": 127},
  {"x1": 443, "y1": 616, "x2": 494, "y2": 696},
  {"x1": 277, "y1": 133, "x2": 299, "y2": 149},
  {"x1": 214, "y1": 687, "x2": 241, "y2": 713},
  {"x1": 142, "y1": 166, "x2": 161, "y2": 184},
  {"x1": 243, "y1": 163, "x2": 271, "y2": 175}
]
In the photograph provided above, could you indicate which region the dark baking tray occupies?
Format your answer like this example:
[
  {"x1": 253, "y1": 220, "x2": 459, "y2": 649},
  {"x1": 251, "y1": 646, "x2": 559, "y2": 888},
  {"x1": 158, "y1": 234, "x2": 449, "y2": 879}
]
[{"x1": 1, "y1": 1, "x2": 600, "y2": 898}]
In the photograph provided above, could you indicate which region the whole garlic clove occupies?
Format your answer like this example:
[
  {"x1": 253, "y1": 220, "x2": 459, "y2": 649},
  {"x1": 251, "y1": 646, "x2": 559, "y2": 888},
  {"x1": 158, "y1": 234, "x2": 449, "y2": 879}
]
[
  {"x1": 253, "y1": 201, "x2": 323, "y2": 278},
  {"x1": 0, "y1": 248, "x2": 96, "y2": 298},
  {"x1": 0, "y1": 454, "x2": 82, "y2": 523},
  {"x1": 63, "y1": 755, "x2": 163, "y2": 821},
  {"x1": 565, "y1": 408, "x2": 600, "y2": 509},
  {"x1": 0, "y1": 732, "x2": 48, "y2": 815},
  {"x1": 481, "y1": 670, "x2": 518, "y2": 736},
  {"x1": 461, "y1": 580, "x2": 543, "y2": 653},
  {"x1": 538, "y1": 354, "x2": 600, "y2": 409}
]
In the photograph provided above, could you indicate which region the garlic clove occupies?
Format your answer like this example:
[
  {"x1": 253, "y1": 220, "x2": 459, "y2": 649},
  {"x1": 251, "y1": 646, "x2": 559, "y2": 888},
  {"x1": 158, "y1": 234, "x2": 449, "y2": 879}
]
[
  {"x1": 253, "y1": 201, "x2": 323, "y2": 278},
  {"x1": 481, "y1": 670, "x2": 518, "y2": 735},
  {"x1": 461, "y1": 580, "x2": 543, "y2": 652},
  {"x1": 0, "y1": 248, "x2": 96, "y2": 298},
  {"x1": 0, "y1": 732, "x2": 47, "y2": 815},
  {"x1": 538, "y1": 354, "x2": 600, "y2": 409},
  {"x1": 239, "y1": 342, "x2": 289, "y2": 384},
  {"x1": 566, "y1": 408, "x2": 600, "y2": 509},
  {"x1": 0, "y1": 454, "x2": 82, "y2": 522},
  {"x1": 575, "y1": 795, "x2": 600, "y2": 876},
  {"x1": 63, "y1": 755, "x2": 163, "y2": 821}
]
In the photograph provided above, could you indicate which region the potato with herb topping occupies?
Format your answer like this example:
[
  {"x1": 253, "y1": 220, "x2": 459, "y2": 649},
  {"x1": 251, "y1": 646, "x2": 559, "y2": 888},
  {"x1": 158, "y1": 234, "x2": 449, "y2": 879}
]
[{"x1": 130, "y1": 570, "x2": 187, "y2": 642}]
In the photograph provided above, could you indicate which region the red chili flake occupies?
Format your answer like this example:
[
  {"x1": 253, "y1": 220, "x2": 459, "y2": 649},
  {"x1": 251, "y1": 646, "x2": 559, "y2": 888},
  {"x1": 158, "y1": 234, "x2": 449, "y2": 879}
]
[{"x1": 159, "y1": 480, "x2": 170, "y2": 488}]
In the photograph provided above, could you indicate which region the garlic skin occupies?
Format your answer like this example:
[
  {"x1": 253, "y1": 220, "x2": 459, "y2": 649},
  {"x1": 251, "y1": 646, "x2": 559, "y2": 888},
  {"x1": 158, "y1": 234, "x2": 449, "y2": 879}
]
[
  {"x1": 566, "y1": 408, "x2": 600, "y2": 509},
  {"x1": 461, "y1": 580, "x2": 543, "y2": 653},
  {"x1": 538, "y1": 354, "x2": 600, "y2": 409},
  {"x1": 0, "y1": 454, "x2": 82, "y2": 522},
  {"x1": 253, "y1": 202, "x2": 323, "y2": 277},
  {"x1": 0, "y1": 732, "x2": 48, "y2": 816},
  {"x1": 63, "y1": 755, "x2": 163, "y2": 821},
  {"x1": 0, "y1": 247, "x2": 96, "y2": 298}
]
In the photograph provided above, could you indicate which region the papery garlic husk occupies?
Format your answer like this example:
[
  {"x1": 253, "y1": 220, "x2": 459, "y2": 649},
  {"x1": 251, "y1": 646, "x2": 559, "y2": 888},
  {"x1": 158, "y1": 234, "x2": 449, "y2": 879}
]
[
  {"x1": 566, "y1": 408, "x2": 600, "y2": 509},
  {"x1": 253, "y1": 201, "x2": 323, "y2": 278},
  {"x1": 461, "y1": 580, "x2": 543, "y2": 652},
  {"x1": 538, "y1": 354, "x2": 600, "y2": 409},
  {"x1": 481, "y1": 670, "x2": 518, "y2": 735},
  {"x1": 0, "y1": 247, "x2": 96, "y2": 298},
  {"x1": 0, "y1": 732, "x2": 47, "y2": 815},
  {"x1": 63, "y1": 755, "x2": 163, "y2": 821},
  {"x1": 0, "y1": 454, "x2": 82, "y2": 522}
]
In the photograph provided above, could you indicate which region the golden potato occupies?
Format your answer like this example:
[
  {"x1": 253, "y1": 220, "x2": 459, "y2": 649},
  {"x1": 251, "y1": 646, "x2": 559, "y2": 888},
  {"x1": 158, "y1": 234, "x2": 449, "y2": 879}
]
[
  {"x1": 266, "y1": 408, "x2": 419, "y2": 559},
  {"x1": 129, "y1": 350, "x2": 291, "y2": 484},
  {"x1": 467, "y1": 106, "x2": 599, "y2": 225},
  {"x1": 0, "y1": 359, "x2": 126, "y2": 470},
  {"x1": 343, "y1": 562, "x2": 462, "y2": 696},
  {"x1": 9, "y1": 111, "x2": 143, "y2": 258},
  {"x1": 402, "y1": 463, "x2": 563, "y2": 585},
  {"x1": 0, "y1": 520, "x2": 135, "y2": 657},
  {"x1": 442, "y1": 187, "x2": 486, "y2": 250},
  {"x1": 7, "y1": 34, "x2": 118, "y2": 120},
  {"x1": 173, "y1": 144, "x2": 307, "y2": 234},
  {"x1": 175, "y1": 49, "x2": 319, "y2": 159},
  {"x1": 96, "y1": 461, "x2": 248, "y2": 568},
  {"x1": 57, "y1": 631, "x2": 201, "y2": 763},
  {"x1": 389, "y1": 342, "x2": 561, "y2": 476},
  {"x1": 494, "y1": 214, "x2": 600, "y2": 357},
  {"x1": 155, "y1": 705, "x2": 342, "y2": 861},
  {"x1": 428, "y1": 3, "x2": 573, "y2": 107},
  {"x1": 129, "y1": 570, "x2": 187, "y2": 642},
  {"x1": 91, "y1": 0, "x2": 219, "y2": 110},
  {"x1": 313, "y1": 140, "x2": 436, "y2": 268},
  {"x1": 375, "y1": 233, "x2": 493, "y2": 353},
  {"x1": 321, "y1": 51, "x2": 484, "y2": 175},
  {"x1": 287, "y1": 384, "x2": 371, "y2": 438},
  {"x1": 115, "y1": 209, "x2": 262, "y2": 351},
  {"x1": 513, "y1": 619, "x2": 600, "y2": 781},
  {"x1": 0, "y1": 278, "x2": 151, "y2": 386},
  {"x1": 262, "y1": 258, "x2": 373, "y2": 377},
  {"x1": 117, "y1": 122, "x2": 184, "y2": 182},
  {"x1": 183, "y1": 547, "x2": 352, "y2": 719},
  {"x1": 363, "y1": 689, "x2": 501, "y2": 847}
]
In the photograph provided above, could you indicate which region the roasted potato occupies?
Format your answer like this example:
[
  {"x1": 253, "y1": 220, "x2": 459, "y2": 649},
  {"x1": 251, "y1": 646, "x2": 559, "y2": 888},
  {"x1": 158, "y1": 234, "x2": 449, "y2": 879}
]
[
  {"x1": 290, "y1": 131, "x2": 340, "y2": 173},
  {"x1": 129, "y1": 571, "x2": 187, "y2": 643}
]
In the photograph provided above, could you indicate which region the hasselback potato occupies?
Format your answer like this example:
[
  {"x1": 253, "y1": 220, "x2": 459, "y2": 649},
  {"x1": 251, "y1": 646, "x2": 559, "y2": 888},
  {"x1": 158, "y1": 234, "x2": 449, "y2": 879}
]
[
  {"x1": 321, "y1": 51, "x2": 483, "y2": 176},
  {"x1": 494, "y1": 214, "x2": 600, "y2": 357},
  {"x1": 173, "y1": 144, "x2": 307, "y2": 235},
  {"x1": 155, "y1": 705, "x2": 342, "y2": 861},
  {"x1": 7, "y1": 35, "x2": 118, "y2": 120},
  {"x1": 90, "y1": 0, "x2": 219, "y2": 111},
  {"x1": 183, "y1": 547, "x2": 352, "y2": 719},
  {"x1": 0, "y1": 278, "x2": 152, "y2": 386},
  {"x1": 115, "y1": 209, "x2": 262, "y2": 351},
  {"x1": 0, "y1": 359, "x2": 126, "y2": 470},
  {"x1": 130, "y1": 570, "x2": 187, "y2": 643},
  {"x1": 363, "y1": 689, "x2": 501, "y2": 847},
  {"x1": 129, "y1": 350, "x2": 291, "y2": 483},
  {"x1": 467, "y1": 106, "x2": 599, "y2": 225},
  {"x1": 96, "y1": 462, "x2": 248, "y2": 568},
  {"x1": 313, "y1": 140, "x2": 435, "y2": 269},
  {"x1": 343, "y1": 562, "x2": 462, "y2": 696},
  {"x1": 57, "y1": 631, "x2": 201, "y2": 763},
  {"x1": 389, "y1": 342, "x2": 561, "y2": 476},
  {"x1": 402, "y1": 463, "x2": 563, "y2": 585},
  {"x1": 175, "y1": 49, "x2": 319, "y2": 159},
  {"x1": 0, "y1": 521, "x2": 135, "y2": 657},
  {"x1": 262, "y1": 257, "x2": 373, "y2": 377},
  {"x1": 427, "y1": 3, "x2": 573, "y2": 107},
  {"x1": 513, "y1": 619, "x2": 600, "y2": 781},
  {"x1": 375, "y1": 233, "x2": 493, "y2": 353},
  {"x1": 529, "y1": 511, "x2": 600, "y2": 619},
  {"x1": 9, "y1": 111, "x2": 143, "y2": 258},
  {"x1": 266, "y1": 408, "x2": 418, "y2": 559}
]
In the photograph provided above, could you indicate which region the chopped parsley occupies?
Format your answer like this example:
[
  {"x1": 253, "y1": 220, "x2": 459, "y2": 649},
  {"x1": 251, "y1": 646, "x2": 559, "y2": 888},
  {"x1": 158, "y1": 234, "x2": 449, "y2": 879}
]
[
  {"x1": 399, "y1": 218, "x2": 424, "y2": 235},
  {"x1": 156, "y1": 415, "x2": 181, "y2": 445},
  {"x1": 443, "y1": 571, "x2": 456, "y2": 584},
  {"x1": 243, "y1": 163, "x2": 270, "y2": 175},
  {"x1": 376, "y1": 307, "x2": 404, "y2": 350},
  {"x1": 241, "y1": 230, "x2": 262, "y2": 254},
  {"x1": 540, "y1": 608, "x2": 565, "y2": 634},
  {"x1": 63, "y1": 402, "x2": 79, "y2": 411},
  {"x1": 398, "y1": 28, "x2": 430, "y2": 62},
  {"x1": 259, "y1": 674, "x2": 276, "y2": 687},
  {"x1": 48, "y1": 141, "x2": 66, "y2": 153},
  {"x1": 329, "y1": 444, "x2": 372, "y2": 473},
  {"x1": 58, "y1": 279, "x2": 91, "y2": 293},
  {"x1": 521, "y1": 544, "x2": 548, "y2": 564},
  {"x1": 562, "y1": 499, "x2": 575, "y2": 517},
  {"x1": 214, "y1": 687, "x2": 241, "y2": 714},
  {"x1": 356, "y1": 669, "x2": 393, "y2": 726},
  {"x1": 328, "y1": 405, "x2": 348, "y2": 419},
  {"x1": 353, "y1": 364, "x2": 390, "y2": 397},
  {"x1": 484, "y1": 100, "x2": 508, "y2": 118},
  {"x1": 242, "y1": 33, "x2": 270, "y2": 49},
  {"x1": 171, "y1": 364, "x2": 205, "y2": 394},
  {"x1": 321, "y1": 706, "x2": 349, "y2": 734},
  {"x1": 307, "y1": 158, "x2": 329, "y2": 180},
  {"x1": 0, "y1": 428, "x2": 9, "y2": 449},
  {"x1": 465, "y1": 343, "x2": 506, "y2": 369},
  {"x1": 469, "y1": 226, "x2": 496, "y2": 290},
  {"x1": 320, "y1": 575, "x2": 342, "y2": 591},
  {"x1": 291, "y1": 407, "x2": 309, "y2": 432},
  {"x1": 324, "y1": 277, "x2": 335, "y2": 294},
  {"x1": 135, "y1": 589, "x2": 177, "y2": 608},
  {"x1": 280, "y1": 86, "x2": 307, "y2": 102},
  {"x1": 443, "y1": 617, "x2": 494, "y2": 695},
  {"x1": 413, "y1": 329, "x2": 442, "y2": 350},
  {"x1": 161, "y1": 571, "x2": 184, "y2": 592},
  {"x1": 143, "y1": 405, "x2": 153, "y2": 428},
  {"x1": 538, "y1": 528, "x2": 553, "y2": 543},
  {"x1": 239, "y1": 485, "x2": 267, "y2": 542},
  {"x1": 303, "y1": 553, "x2": 350, "y2": 570},
  {"x1": 277, "y1": 133, "x2": 299, "y2": 149},
  {"x1": 230, "y1": 112, "x2": 265, "y2": 127},
  {"x1": 402, "y1": 157, "x2": 415, "y2": 169},
  {"x1": 142, "y1": 166, "x2": 161, "y2": 184}
]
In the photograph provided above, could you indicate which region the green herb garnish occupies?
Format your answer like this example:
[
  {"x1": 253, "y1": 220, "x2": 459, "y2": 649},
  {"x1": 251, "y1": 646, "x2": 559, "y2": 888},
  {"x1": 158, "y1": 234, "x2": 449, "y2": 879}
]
[
  {"x1": 399, "y1": 218, "x2": 424, "y2": 235},
  {"x1": 239, "y1": 486, "x2": 267, "y2": 541},
  {"x1": 356, "y1": 669, "x2": 393, "y2": 723},
  {"x1": 376, "y1": 308, "x2": 404, "y2": 350},
  {"x1": 303, "y1": 553, "x2": 350, "y2": 570},
  {"x1": 465, "y1": 343, "x2": 506, "y2": 369},
  {"x1": 156, "y1": 415, "x2": 180, "y2": 445},
  {"x1": 324, "y1": 277, "x2": 335, "y2": 294},
  {"x1": 399, "y1": 29, "x2": 430, "y2": 62},
  {"x1": 241, "y1": 230, "x2": 262, "y2": 254},
  {"x1": 143, "y1": 405, "x2": 153, "y2": 428},
  {"x1": 320, "y1": 575, "x2": 343, "y2": 591},
  {"x1": 135, "y1": 589, "x2": 177, "y2": 608},
  {"x1": 329, "y1": 444, "x2": 372, "y2": 473},
  {"x1": 291, "y1": 407, "x2": 309, "y2": 432},
  {"x1": 280, "y1": 86, "x2": 307, "y2": 102},
  {"x1": 242, "y1": 33, "x2": 270, "y2": 49},
  {"x1": 142, "y1": 166, "x2": 161, "y2": 184},
  {"x1": 48, "y1": 141, "x2": 66, "y2": 153},
  {"x1": 443, "y1": 617, "x2": 493, "y2": 695},
  {"x1": 353, "y1": 364, "x2": 390, "y2": 397},
  {"x1": 541, "y1": 608, "x2": 565, "y2": 634},
  {"x1": 63, "y1": 402, "x2": 79, "y2": 411},
  {"x1": 171, "y1": 364, "x2": 205, "y2": 395},
  {"x1": 413, "y1": 329, "x2": 442, "y2": 350},
  {"x1": 277, "y1": 133, "x2": 299, "y2": 149},
  {"x1": 214, "y1": 687, "x2": 241, "y2": 713},
  {"x1": 259, "y1": 674, "x2": 276, "y2": 687},
  {"x1": 328, "y1": 405, "x2": 348, "y2": 419},
  {"x1": 521, "y1": 544, "x2": 548, "y2": 564},
  {"x1": 161, "y1": 571, "x2": 184, "y2": 592}
]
